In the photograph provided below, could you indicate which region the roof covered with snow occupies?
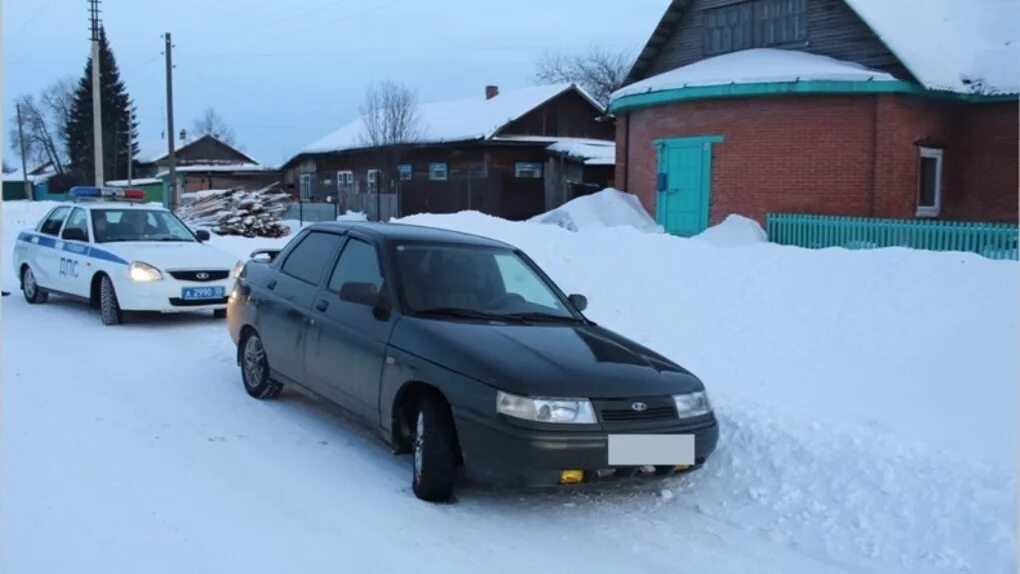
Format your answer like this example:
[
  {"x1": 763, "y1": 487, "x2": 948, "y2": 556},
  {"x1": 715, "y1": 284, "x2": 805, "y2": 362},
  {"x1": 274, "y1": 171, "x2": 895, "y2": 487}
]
[
  {"x1": 545, "y1": 138, "x2": 616, "y2": 166},
  {"x1": 3, "y1": 164, "x2": 57, "y2": 183},
  {"x1": 155, "y1": 163, "x2": 277, "y2": 178},
  {"x1": 105, "y1": 178, "x2": 163, "y2": 186},
  {"x1": 623, "y1": 0, "x2": 1019, "y2": 97},
  {"x1": 845, "y1": 0, "x2": 1019, "y2": 95},
  {"x1": 300, "y1": 84, "x2": 603, "y2": 155},
  {"x1": 137, "y1": 134, "x2": 260, "y2": 166},
  {"x1": 613, "y1": 49, "x2": 899, "y2": 100}
]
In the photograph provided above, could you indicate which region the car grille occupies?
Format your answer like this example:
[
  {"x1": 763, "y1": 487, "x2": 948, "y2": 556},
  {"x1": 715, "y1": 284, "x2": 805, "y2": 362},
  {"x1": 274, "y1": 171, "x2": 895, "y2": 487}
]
[
  {"x1": 594, "y1": 397, "x2": 677, "y2": 423},
  {"x1": 169, "y1": 297, "x2": 229, "y2": 307},
  {"x1": 169, "y1": 270, "x2": 229, "y2": 282}
]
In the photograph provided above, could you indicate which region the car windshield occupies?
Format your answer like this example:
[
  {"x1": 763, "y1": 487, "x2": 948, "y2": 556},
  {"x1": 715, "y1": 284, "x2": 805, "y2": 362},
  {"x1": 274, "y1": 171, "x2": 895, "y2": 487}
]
[
  {"x1": 395, "y1": 243, "x2": 576, "y2": 320},
  {"x1": 91, "y1": 209, "x2": 197, "y2": 243}
]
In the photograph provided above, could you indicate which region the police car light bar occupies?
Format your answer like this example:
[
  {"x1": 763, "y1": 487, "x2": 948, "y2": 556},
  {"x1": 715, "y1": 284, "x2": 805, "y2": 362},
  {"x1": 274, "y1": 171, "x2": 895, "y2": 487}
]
[{"x1": 69, "y1": 186, "x2": 146, "y2": 201}]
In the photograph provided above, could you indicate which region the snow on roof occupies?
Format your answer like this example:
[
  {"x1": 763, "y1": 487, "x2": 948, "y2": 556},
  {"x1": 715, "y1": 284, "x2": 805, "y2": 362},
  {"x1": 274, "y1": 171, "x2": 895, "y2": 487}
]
[
  {"x1": 136, "y1": 136, "x2": 194, "y2": 164},
  {"x1": 155, "y1": 163, "x2": 277, "y2": 178},
  {"x1": 301, "y1": 84, "x2": 601, "y2": 154},
  {"x1": 106, "y1": 178, "x2": 163, "y2": 186},
  {"x1": 3, "y1": 164, "x2": 57, "y2": 183},
  {"x1": 546, "y1": 139, "x2": 616, "y2": 166},
  {"x1": 845, "y1": 0, "x2": 1020, "y2": 95},
  {"x1": 613, "y1": 49, "x2": 898, "y2": 100}
]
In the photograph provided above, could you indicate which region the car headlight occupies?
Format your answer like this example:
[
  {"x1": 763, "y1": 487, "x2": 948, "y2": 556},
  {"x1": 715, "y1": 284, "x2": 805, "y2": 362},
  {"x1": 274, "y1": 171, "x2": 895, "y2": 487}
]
[
  {"x1": 496, "y1": 391, "x2": 597, "y2": 424},
  {"x1": 232, "y1": 260, "x2": 245, "y2": 279},
  {"x1": 129, "y1": 261, "x2": 163, "y2": 282},
  {"x1": 673, "y1": 390, "x2": 712, "y2": 419}
]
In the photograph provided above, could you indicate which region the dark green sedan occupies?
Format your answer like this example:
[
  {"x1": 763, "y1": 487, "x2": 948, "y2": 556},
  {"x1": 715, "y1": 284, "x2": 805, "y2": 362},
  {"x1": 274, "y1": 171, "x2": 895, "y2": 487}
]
[{"x1": 227, "y1": 222, "x2": 718, "y2": 502}]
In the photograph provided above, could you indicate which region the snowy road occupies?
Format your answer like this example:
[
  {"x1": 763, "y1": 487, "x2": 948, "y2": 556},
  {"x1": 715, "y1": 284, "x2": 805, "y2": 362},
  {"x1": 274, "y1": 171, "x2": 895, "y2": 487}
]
[{"x1": 2, "y1": 200, "x2": 1016, "y2": 573}]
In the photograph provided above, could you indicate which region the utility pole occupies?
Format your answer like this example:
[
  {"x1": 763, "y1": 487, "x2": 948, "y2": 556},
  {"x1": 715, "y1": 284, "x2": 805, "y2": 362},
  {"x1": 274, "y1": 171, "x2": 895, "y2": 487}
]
[
  {"x1": 164, "y1": 32, "x2": 178, "y2": 210},
  {"x1": 89, "y1": 0, "x2": 104, "y2": 186},
  {"x1": 127, "y1": 107, "x2": 134, "y2": 185},
  {"x1": 15, "y1": 103, "x2": 33, "y2": 201}
]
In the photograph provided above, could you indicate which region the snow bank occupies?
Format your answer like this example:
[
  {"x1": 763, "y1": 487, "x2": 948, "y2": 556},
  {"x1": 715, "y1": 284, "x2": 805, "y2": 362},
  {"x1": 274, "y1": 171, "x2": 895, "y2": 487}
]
[
  {"x1": 337, "y1": 211, "x2": 368, "y2": 222},
  {"x1": 693, "y1": 214, "x2": 767, "y2": 247},
  {"x1": 529, "y1": 188, "x2": 662, "y2": 233}
]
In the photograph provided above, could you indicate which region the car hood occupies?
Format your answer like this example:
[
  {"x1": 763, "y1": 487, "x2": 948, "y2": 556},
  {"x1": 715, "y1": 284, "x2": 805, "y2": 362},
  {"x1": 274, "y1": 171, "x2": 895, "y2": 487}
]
[
  {"x1": 391, "y1": 318, "x2": 704, "y2": 398},
  {"x1": 101, "y1": 241, "x2": 239, "y2": 271}
]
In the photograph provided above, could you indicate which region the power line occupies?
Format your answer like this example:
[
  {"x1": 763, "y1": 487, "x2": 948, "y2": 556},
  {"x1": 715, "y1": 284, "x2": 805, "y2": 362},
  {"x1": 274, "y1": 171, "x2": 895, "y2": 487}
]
[{"x1": 7, "y1": 0, "x2": 57, "y2": 41}]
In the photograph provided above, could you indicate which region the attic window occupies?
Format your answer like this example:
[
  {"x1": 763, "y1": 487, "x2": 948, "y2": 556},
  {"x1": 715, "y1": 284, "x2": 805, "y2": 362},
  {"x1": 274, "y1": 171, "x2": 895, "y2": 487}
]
[
  {"x1": 704, "y1": 0, "x2": 807, "y2": 56},
  {"x1": 515, "y1": 162, "x2": 543, "y2": 179}
]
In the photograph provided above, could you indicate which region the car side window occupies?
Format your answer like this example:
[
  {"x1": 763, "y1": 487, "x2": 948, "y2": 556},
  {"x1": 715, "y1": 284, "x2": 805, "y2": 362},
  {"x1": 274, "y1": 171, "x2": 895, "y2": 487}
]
[
  {"x1": 327, "y1": 238, "x2": 384, "y2": 293},
  {"x1": 39, "y1": 207, "x2": 71, "y2": 236},
  {"x1": 64, "y1": 208, "x2": 90, "y2": 241},
  {"x1": 281, "y1": 231, "x2": 344, "y2": 285}
]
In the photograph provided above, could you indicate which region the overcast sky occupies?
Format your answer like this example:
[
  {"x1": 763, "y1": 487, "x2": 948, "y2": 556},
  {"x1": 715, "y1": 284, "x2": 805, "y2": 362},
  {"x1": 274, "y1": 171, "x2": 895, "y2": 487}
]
[{"x1": 3, "y1": 0, "x2": 666, "y2": 167}]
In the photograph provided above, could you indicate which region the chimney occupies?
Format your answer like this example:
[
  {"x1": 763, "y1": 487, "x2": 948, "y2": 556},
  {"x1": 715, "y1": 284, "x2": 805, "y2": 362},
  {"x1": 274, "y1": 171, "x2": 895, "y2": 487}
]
[
  {"x1": 179, "y1": 129, "x2": 187, "y2": 141},
  {"x1": 485, "y1": 85, "x2": 499, "y2": 100}
]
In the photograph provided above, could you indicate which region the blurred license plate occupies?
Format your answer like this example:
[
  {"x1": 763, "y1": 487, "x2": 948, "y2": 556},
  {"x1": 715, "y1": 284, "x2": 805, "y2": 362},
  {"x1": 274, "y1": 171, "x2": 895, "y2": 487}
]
[
  {"x1": 181, "y1": 286, "x2": 225, "y2": 300},
  {"x1": 608, "y1": 434, "x2": 695, "y2": 466}
]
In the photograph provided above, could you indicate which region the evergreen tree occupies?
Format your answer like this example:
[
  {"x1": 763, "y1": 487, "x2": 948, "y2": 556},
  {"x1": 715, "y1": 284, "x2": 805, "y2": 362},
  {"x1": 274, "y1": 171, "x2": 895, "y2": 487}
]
[{"x1": 64, "y1": 27, "x2": 138, "y2": 186}]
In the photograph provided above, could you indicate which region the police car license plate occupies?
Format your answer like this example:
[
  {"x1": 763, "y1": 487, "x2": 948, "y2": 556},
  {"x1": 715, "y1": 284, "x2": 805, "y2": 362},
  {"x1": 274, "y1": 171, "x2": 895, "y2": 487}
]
[
  {"x1": 607, "y1": 434, "x2": 695, "y2": 466},
  {"x1": 181, "y1": 286, "x2": 225, "y2": 300}
]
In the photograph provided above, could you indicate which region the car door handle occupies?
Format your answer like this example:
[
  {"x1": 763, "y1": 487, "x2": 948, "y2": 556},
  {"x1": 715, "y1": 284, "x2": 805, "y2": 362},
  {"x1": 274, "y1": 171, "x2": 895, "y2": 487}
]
[
  {"x1": 267, "y1": 279, "x2": 277, "y2": 290},
  {"x1": 315, "y1": 299, "x2": 329, "y2": 312}
]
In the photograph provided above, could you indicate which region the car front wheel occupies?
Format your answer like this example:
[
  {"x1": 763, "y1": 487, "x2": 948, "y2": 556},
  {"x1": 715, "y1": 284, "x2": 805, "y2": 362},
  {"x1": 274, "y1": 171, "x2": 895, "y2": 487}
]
[
  {"x1": 99, "y1": 275, "x2": 123, "y2": 325},
  {"x1": 21, "y1": 266, "x2": 48, "y2": 304},
  {"x1": 412, "y1": 393, "x2": 459, "y2": 502},
  {"x1": 241, "y1": 331, "x2": 282, "y2": 399}
]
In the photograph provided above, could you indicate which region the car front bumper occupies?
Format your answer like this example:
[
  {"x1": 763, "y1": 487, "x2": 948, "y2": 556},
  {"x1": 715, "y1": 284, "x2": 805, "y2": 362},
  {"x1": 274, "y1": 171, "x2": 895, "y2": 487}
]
[
  {"x1": 114, "y1": 276, "x2": 236, "y2": 312},
  {"x1": 454, "y1": 412, "x2": 719, "y2": 488}
]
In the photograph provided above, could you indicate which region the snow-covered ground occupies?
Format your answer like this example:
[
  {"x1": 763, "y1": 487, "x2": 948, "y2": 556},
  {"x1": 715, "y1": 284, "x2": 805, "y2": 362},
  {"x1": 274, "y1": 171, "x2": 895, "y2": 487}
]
[{"x1": 2, "y1": 199, "x2": 1016, "y2": 573}]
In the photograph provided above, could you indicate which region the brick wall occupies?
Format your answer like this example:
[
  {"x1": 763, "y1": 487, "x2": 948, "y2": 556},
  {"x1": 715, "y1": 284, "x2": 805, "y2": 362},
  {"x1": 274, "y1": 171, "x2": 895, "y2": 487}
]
[{"x1": 616, "y1": 94, "x2": 1018, "y2": 226}]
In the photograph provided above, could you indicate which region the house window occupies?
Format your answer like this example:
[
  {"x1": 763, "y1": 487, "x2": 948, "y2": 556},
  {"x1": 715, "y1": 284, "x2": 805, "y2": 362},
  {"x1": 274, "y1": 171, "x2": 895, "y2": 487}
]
[
  {"x1": 337, "y1": 170, "x2": 354, "y2": 193},
  {"x1": 704, "y1": 0, "x2": 807, "y2": 56},
  {"x1": 299, "y1": 173, "x2": 313, "y2": 200},
  {"x1": 367, "y1": 169, "x2": 379, "y2": 194},
  {"x1": 398, "y1": 164, "x2": 412, "y2": 181},
  {"x1": 917, "y1": 147, "x2": 943, "y2": 217},
  {"x1": 515, "y1": 162, "x2": 543, "y2": 179},
  {"x1": 429, "y1": 163, "x2": 448, "y2": 181}
]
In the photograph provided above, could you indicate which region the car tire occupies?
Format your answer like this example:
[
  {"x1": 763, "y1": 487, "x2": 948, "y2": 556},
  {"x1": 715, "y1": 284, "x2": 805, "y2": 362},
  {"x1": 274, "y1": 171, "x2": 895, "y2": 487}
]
[
  {"x1": 241, "y1": 331, "x2": 282, "y2": 399},
  {"x1": 412, "y1": 393, "x2": 459, "y2": 502},
  {"x1": 21, "y1": 266, "x2": 48, "y2": 304},
  {"x1": 99, "y1": 275, "x2": 123, "y2": 326},
  {"x1": 213, "y1": 309, "x2": 227, "y2": 319}
]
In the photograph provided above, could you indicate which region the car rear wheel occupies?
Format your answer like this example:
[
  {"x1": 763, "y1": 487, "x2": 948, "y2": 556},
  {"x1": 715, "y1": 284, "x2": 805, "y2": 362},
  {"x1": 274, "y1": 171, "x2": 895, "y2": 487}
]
[
  {"x1": 99, "y1": 275, "x2": 123, "y2": 325},
  {"x1": 411, "y1": 393, "x2": 459, "y2": 502},
  {"x1": 21, "y1": 266, "x2": 48, "y2": 304},
  {"x1": 241, "y1": 332, "x2": 282, "y2": 399}
]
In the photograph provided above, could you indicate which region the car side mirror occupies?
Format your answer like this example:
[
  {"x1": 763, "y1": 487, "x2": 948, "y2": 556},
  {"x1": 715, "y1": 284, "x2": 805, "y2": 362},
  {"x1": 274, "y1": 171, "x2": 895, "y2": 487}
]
[
  {"x1": 61, "y1": 228, "x2": 88, "y2": 242},
  {"x1": 340, "y1": 282, "x2": 380, "y2": 306},
  {"x1": 250, "y1": 248, "x2": 280, "y2": 263},
  {"x1": 568, "y1": 293, "x2": 588, "y2": 312},
  {"x1": 195, "y1": 229, "x2": 211, "y2": 242}
]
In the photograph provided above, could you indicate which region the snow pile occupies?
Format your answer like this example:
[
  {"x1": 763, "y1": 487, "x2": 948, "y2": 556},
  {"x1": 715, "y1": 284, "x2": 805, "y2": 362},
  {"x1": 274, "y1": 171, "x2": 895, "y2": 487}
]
[
  {"x1": 337, "y1": 211, "x2": 368, "y2": 222},
  {"x1": 303, "y1": 84, "x2": 600, "y2": 154},
  {"x1": 693, "y1": 214, "x2": 767, "y2": 247},
  {"x1": 530, "y1": 188, "x2": 662, "y2": 233},
  {"x1": 613, "y1": 49, "x2": 898, "y2": 100}
]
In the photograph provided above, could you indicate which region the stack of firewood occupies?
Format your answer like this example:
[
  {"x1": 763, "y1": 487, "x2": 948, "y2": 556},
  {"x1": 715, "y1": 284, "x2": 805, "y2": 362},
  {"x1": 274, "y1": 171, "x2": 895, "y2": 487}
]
[{"x1": 176, "y1": 185, "x2": 292, "y2": 238}]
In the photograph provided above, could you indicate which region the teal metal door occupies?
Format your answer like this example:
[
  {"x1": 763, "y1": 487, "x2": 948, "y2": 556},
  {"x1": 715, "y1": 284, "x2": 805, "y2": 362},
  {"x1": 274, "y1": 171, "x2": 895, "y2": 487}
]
[{"x1": 656, "y1": 136, "x2": 722, "y2": 236}]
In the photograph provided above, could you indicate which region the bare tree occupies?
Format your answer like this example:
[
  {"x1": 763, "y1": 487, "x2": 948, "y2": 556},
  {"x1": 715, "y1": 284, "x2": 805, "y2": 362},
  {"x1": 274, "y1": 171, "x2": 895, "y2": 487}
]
[
  {"x1": 192, "y1": 108, "x2": 237, "y2": 145},
  {"x1": 358, "y1": 80, "x2": 424, "y2": 147},
  {"x1": 533, "y1": 46, "x2": 634, "y2": 107},
  {"x1": 2, "y1": 160, "x2": 13, "y2": 174},
  {"x1": 8, "y1": 78, "x2": 75, "y2": 174}
]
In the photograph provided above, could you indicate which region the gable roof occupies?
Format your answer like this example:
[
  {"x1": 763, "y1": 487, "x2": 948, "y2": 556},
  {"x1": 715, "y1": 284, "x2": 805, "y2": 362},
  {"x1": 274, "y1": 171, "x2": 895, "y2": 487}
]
[
  {"x1": 625, "y1": 0, "x2": 1019, "y2": 96},
  {"x1": 298, "y1": 84, "x2": 603, "y2": 156},
  {"x1": 136, "y1": 134, "x2": 260, "y2": 165}
]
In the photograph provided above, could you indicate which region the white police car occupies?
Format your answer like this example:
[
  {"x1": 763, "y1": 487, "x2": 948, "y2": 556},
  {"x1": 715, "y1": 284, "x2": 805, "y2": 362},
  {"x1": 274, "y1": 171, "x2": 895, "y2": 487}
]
[{"x1": 12, "y1": 186, "x2": 241, "y2": 325}]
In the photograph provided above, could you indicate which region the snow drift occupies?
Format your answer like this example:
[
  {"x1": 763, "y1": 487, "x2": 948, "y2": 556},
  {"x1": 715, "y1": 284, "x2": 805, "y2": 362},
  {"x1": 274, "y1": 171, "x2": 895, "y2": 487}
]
[
  {"x1": 530, "y1": 188, "x2": 661, "y2": 233},
  {"x1": 693, "y1": 214, "x2": 768, "y2": 247}
]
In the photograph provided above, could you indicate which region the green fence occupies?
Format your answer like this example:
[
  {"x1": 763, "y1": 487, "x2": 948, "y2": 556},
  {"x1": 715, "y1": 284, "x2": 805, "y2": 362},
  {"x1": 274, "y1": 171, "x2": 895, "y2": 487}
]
[{"x1": 766, "y1": 214, "x2": 1019, "y2": 261}]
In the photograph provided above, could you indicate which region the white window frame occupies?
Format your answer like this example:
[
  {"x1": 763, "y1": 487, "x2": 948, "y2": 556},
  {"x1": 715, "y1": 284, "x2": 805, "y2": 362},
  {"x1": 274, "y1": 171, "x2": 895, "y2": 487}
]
[
  {"x1": 367, "y1": 169, "x2": 380, "y2": 194},
  {"x1": 336, "y1": 170, "x2": 354, "y2": 192},
  {"x1": 514, "y1": 161, "x2": 544, "y2": 179},
  {"x1": 398, "y1": 164, "x2": 412, "y2": 181},
  {"x1": 429, "y1": 162, "x2": 448, "y2": 181},
  {"x1": 916, "y1": 147, "x2": 943, "y2": 217},
  {"x1": 299, "y1": 173, "x2": 313, "y2": 200}
]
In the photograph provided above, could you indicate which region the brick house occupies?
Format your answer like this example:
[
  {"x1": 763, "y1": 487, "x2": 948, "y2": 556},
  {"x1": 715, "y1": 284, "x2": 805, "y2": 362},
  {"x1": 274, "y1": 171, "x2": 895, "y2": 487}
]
[
  {"x1": 281, "y1": 84, "x2": 615, "y2": 220},
  {"x1": 610, "y1": 0, "x2": 1018, "y2": 236}
]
